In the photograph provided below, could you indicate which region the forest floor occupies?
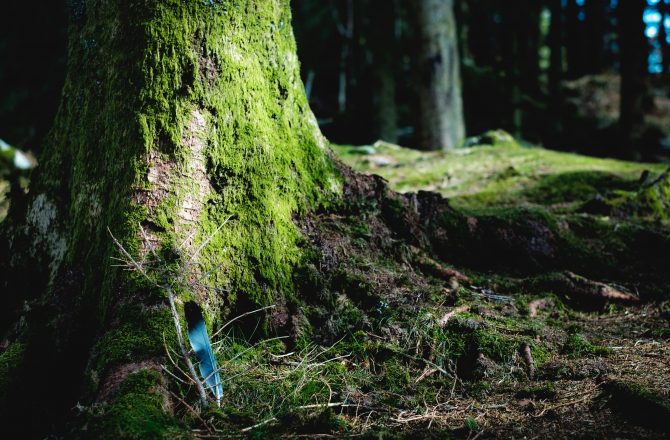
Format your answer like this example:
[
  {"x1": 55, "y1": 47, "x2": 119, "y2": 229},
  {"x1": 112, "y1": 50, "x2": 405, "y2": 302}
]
[
  {"x1": 161, "y1": 135, "x2": 670, "y2": 439},
  {"x1": 295, "y1": 135, "x2": 669, "y2": 439},
  {"x1": 5, "y1": 134, "x2": 670, "y2": 439}
]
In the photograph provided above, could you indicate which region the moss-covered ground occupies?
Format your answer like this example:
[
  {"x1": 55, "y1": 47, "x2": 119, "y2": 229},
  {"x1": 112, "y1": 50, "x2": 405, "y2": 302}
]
[
  {"x1": 132, "y1": 263, "x2": 670, "y2": 438},
  {"x1": 331, "y1": 132, "x2": 667, "y2": 214},
  {"x1": 55, "y1": 135, "x2": 667, "y2": 438},
  {"x1": 3, "y1": 126, "x2": 669, "y2": 437}
]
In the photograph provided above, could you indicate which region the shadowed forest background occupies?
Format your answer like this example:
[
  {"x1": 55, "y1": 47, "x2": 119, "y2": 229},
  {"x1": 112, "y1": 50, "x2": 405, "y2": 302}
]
[
  {"x1": 1, "y1": 1, "x2": 670, "y2": 438},
  {"x1": 3, "y1": 0, "x2": 670, "y2": 158}
]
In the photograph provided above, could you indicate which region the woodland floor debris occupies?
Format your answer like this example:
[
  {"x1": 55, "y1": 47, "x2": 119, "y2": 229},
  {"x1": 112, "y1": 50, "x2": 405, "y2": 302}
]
[{"x1": 163, "y1": 140, "x2": 670, "y2": 438}]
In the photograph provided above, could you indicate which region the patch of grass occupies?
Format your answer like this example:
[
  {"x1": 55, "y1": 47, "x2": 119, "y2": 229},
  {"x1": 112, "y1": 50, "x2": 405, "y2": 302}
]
[{"x1": 167, "y1": 330, "x2": 365, "y2": 435}]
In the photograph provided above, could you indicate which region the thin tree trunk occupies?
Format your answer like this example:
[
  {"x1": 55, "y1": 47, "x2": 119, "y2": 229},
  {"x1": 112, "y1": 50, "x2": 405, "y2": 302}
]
[
  {"x1": 566, "y1": 0, "x2": 587, "y2": 79},
  {"x1": 659, "y1": 0, "x2": 670, "y2": 73},
  {"x1": 370, "y1": 0, "x2": 398, "y2": 143},
  {"x1": 336, "y1": 0, "x2": 354, "y2": 114},
  {"x1": 585, "y1": 0, "x2": 609, "y2": 74},
  {"x1": 548, "y1": 0, "x2": 566, "y2": 135},
  {"x1": 619, "y1": 0, "x2": 648, "y2": 150},
  {"x1": 517, "y1": 0, "x2": 542, "y2": 97},
  {"x1": 413, "y1": 0, "x2": 465, "y2": 150},
  {"x1": 373, "y1": 67, "x2": 398, "y2": 143}
]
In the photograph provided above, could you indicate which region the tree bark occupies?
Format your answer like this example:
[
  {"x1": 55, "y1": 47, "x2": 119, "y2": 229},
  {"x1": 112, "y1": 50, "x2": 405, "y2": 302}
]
[
  {"x1": 566, "y1": 0, "x2": 588, "y2": 79},
  {"x1": 370, "y1": 0, "x2": 398, "y2": 143},
  {"x1": 585, "y1": 0, "x2": 609, "y2": 74},
  {"x1": 413, "y1": 0, "x2": 465, "y2": 150},
  {"x1": 619, "y1": 0, "x2": 648, "y2": 150},
  {"x1": 548, "y1": 0, "x2": 566, "y2": 135},
  {"x1": 659, "y1": 0, "x2": 670, "y2": 74},
  {"x1": 0, "y1": 0, "x2": 338, "y2": 436}
]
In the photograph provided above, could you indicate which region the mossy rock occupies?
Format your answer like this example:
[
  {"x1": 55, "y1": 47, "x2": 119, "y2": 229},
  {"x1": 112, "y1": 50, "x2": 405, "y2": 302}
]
[{"x1": 464, "y1": 129, "x2": 519, "y2": 148}]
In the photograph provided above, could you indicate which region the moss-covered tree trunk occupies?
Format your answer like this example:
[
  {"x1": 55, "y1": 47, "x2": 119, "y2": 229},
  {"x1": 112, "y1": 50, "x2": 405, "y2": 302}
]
[
  {"x1": 413, "y1": 0, "x2": 465, "y2": 150},
  {"x1": 0, "y1": 0, "x2": 339, "y2": 437}
]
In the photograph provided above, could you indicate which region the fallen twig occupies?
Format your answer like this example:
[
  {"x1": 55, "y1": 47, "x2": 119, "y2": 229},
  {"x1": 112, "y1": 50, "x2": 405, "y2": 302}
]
[
  {"x1": 439, "y1": 305, "x2": 470, "y2": 327},
  {"x1": 519, "y1": 343, "x2": 535, "y2": 380}
]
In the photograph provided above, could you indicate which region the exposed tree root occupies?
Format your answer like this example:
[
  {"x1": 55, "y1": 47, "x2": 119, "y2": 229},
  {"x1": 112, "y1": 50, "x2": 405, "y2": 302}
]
[{"x1": 330, "y1": 160, "x2": 670, "y2": 305}]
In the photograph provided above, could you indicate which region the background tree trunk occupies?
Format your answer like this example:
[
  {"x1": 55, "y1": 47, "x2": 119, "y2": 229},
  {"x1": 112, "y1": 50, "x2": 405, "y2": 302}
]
[
  {"x1": 413, "y1": 0, "x2": 465, "y2": 150},
  {"x1": 619, "y1": 0, "x2": 648, "y2": 151},
  {"x1": 370, "y1": 0, "x2": 398, "y2": 143},
  {"x1": 585, "y1": 0, "x2": 609, "y2": 74},
  {"x1": 659, "y1": 0, "x2": 670, "y2": 73},
  {"x1": 0, "y1": 0, "x2": 338, "y2": 436},
  {"x1": 548, "y1": 0, "x2": 566, "y2": 136}
]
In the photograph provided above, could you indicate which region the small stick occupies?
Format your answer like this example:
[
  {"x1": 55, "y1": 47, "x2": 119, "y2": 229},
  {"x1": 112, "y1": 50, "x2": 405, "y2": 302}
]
[
  {"x1": 167, "y1": 389, "x2": 214, "y2": 434},
  {"x1": 439, "y1": 305, "x2": 469, "y2": 327},
  {"x1": 167, "y1": 285, "x2": 209, "y2": 407},
  {"x1": 241, "y1": 417, "x2": 277, "y2": 432},
  {"x1": 210, "y1": 304, "x2": 276, "y2": 339},
  {"x1": 520, "y1": 343, "x2": 535, "y2": 380},
  {"x1": 188, "y1": 216, "x2": 233, "y2": 263}
]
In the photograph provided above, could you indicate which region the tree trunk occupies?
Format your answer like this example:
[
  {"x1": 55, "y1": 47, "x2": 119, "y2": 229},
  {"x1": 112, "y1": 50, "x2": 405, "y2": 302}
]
[
  {"x1": 516, "y1": 0, "x2": 542, "y2": 97},
  {"x1": 373, "y1": 66, "x2": 398, "y2": 144},
  {"x1": 413, "y1": 0, "x2": 465, "y2": 150},
  {"x1": 370, "y1": 0, "x2": 398, "y2": 143},
  {"x1": 659, "y1": 0, "x2": 670, "y2": 74},
  {"x1": 0, "y1": 0, "x2": 338, "y2": 436},
  {"x1": 566, "y1": 0, "x2": 589, "y2": 79},
  {"x1": 619, "y1": 0, "x2": 648, "y2": 150},
  {"x1": 585, "y1": 0, "x2": 609, "y2": 74},
  {"x1": 548, "y1": 0, "x2": 566, "y2": 135},
  {"x1": 500, "y1": 0, "x2": 541, "y2": 138}
]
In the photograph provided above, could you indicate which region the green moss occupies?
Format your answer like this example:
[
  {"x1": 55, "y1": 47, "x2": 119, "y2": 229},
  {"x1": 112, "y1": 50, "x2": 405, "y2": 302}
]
[
  {"x1": 529, "y1": 341, "x2": 552, "y2": 367},
  {"x1": 522, "y1": 171, "x2": 636, "y2": 206},
  {"x1": 332, "y1": 138, "x2": 663, "y2": 211},
  {"x1": 382, "y1": 359, "x2": 412, "y2": 393},
  {"x1": 464, "y1": 416, "x2": 479, "y2": 432},
  {"x1": 91, "y1": 306, "x2": 175, "y2": 375},
  {"x1": 0, "y1": 342, "x2": 25, "y2": 400},
  {"x1": 564, "y1": 333, "x2": 611, "y2": 358},
  {"x1": 84, "y1": 370, "x2": 182, "y2": 439},
  {"x1": 636, "y1": 169, "x2": 670, "y2": 223},
  {"x1": 471, "y1": 328, "x2": 516, "y2": 362}
]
